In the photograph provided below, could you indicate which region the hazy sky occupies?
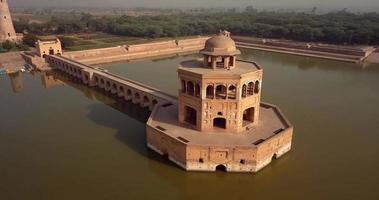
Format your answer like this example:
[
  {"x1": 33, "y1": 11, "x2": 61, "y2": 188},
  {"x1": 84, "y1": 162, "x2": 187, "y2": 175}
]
[{"x1": 9, "y1": 0, "x2": 379, "y2": 11}]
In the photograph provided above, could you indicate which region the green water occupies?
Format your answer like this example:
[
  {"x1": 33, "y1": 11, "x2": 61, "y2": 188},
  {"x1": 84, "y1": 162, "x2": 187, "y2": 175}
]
[{"x1": 1, "y1": 50, "x2": 378, "y2": 200}]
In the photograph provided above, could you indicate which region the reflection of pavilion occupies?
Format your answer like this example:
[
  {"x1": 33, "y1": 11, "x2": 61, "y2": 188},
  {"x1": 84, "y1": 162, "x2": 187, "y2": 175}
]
[{"x1": 8, "y1": 71, "x2": 24, "y2": 93}]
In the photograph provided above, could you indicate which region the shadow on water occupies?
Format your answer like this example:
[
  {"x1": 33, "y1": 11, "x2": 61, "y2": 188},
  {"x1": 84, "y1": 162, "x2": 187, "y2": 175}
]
[{"x1": 51, "y1": 71, "x2": 181, "y2": 169}]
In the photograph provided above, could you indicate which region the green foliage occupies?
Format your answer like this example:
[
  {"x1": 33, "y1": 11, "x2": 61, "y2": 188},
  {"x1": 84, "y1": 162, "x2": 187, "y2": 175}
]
[
  {"x1": 13, "y1": 10, "x2": 379, "y2": 45},
  {"x1": 22, "y1": 33, "x2": 39, "y2": 47},
  {"x1": 15, "y1": 43, "x2": 30, "y2": 51},
  {"x1": 58, "y1": 36, "x2": 75, "y2": 49},
  {"x1": 1, "y1": 40, "x2": 15, "y2": 51}
]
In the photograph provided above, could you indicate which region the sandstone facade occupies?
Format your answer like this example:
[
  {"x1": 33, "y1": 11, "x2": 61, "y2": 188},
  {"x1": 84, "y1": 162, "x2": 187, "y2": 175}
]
[{"x1": 147, "y1": 31, "x2": 294, "y2": 173}]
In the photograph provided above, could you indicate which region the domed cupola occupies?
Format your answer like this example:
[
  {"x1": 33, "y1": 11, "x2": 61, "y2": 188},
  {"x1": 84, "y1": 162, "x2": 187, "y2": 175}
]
[{"x1": 200, "y1": 30, "x2": 241, "y2": 70}]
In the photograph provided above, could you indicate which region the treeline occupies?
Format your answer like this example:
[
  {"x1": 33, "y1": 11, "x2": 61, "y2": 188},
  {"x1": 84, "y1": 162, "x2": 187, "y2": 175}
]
[{"x1": 14, "y1": 9, "x2": 379, "y2": 45}]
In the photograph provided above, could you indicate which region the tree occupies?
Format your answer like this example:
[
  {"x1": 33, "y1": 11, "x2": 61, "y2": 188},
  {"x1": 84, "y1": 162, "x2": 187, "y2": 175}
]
[
  {"x1": 2, "y1": 40, "x2": 15, "y2": 51},
  {"x1": 22, "y1": 33, "x2": 39, "y2": 47},
  {"x1": 59, "y1": 36, "x2": 75, "y2": 49}
]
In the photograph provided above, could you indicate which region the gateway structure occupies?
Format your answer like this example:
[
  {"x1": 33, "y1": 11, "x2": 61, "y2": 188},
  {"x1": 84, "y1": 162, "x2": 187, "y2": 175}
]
[{"x1": 147, "y1": 31, "x2": 293, "y2": 172}]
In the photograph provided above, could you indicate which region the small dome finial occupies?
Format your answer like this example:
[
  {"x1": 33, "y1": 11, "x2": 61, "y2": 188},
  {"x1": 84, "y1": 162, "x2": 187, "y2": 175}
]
[{"x1": 219, "y1": 30, "x2": 231, "y2": 38}]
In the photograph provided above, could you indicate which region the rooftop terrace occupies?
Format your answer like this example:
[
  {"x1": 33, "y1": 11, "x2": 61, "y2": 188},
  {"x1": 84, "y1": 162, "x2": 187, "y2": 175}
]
[{"x1": 148, "y1": 102, "x2": 292, "y2": 147}]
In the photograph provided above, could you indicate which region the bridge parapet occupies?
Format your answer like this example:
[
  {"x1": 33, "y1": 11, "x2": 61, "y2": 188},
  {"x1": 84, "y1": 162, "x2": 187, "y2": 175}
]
[{"x1": 46, "y1": 55, "x2": 177, "y2": 111}]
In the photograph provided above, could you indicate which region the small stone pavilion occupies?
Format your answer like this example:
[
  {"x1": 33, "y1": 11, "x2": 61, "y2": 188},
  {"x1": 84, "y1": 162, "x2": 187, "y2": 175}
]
[{"x1": 147, "y1": 31, "x2": 293, "y2": 173}]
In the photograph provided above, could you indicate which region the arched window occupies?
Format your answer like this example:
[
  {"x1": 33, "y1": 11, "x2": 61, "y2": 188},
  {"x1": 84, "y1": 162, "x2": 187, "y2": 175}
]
[
  {"x1": 181, "y1": 80, "x2": 186, "y2": 93},
  {"x1": 254, "y1": 81, "x2": 260, "y2": 93},
  {"x1": 187, "y1": 81, "x2": 195, "y2": 96},
  {"x1": 195, "y1": 84, "x2": 201, "y2": 98},
  {"x1": 215, "y1": 85, "x2": 227, "y2": 99},
  {"x1": 206, "y1": 85, "x2": 214, "y2": 99},
  {"x1": 228, "y1": 85, "x2": 236, "y2": 100},
  {"x1": 242, "y1": 84, "x2": 247, "y2": 98},
  {"x1": 248, "y1": 82, "x2": 254, "y2": 96}
]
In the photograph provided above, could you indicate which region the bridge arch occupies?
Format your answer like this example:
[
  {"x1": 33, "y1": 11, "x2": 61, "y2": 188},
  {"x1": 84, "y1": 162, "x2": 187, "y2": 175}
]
[
  {"x1": 142, "y1": 96, "x2": 150, "y2": 107},
  {"x1": 118, "y1": 86, "x2": 125, "y2": 97},
  {"x1": 125, "y1": 89, "x2": 132, "y2": 100},
  {"x1": 111, "y1": 83, "x2": 117, "y2": 94},
  {"x1": 105, "y1": 81, "x2": 111, "y2": 91},
  {"x1": 133, "y1": 92, "x2": 141, "y2": 104}
]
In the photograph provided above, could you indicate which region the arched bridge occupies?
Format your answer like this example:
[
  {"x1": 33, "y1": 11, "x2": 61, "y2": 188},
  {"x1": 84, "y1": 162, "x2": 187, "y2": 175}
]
[{"x1": 46, "y1": 55, "x2": 177, "y2": 111}]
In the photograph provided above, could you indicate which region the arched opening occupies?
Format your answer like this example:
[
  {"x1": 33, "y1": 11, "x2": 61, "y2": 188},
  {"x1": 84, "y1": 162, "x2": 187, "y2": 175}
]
[
  {"x1": 106, "y1": 81, "x2": 111, "y2": 89},
  {"x1": 100, "y1": 79, "x2": 105, "y2": 87},
  {"x1": 94, "y1": 77, "x2": 99, "y2": 85},
  {"x1": 272, "y1": 154, "x2": 278, "y2": 160},
  {"x1": 215, "y1": 85, "x2": 227, "y2": 99},
  {"x1": 181, "y1": 80, "x2": 186, "y2": 93},
  {"x1": 213, "y1": 118, "x2": 226, "y2": 129},
  {"x1": 254, "y1": 81, "x2": 260, "y2": 93},
  {"x1": 42, "y1": 54, "x2": 47, "y2": 58},
  {"x1": 206, "y1": 85, "x2": 214, "y2": 99},
  {"x1": 184, "y1": 106, "x2": 197, "y2": 126},
  {"x1": 242, "y1": 84, "x2": 247, "y2": 98},
  {"x1": 215, "y1": 164, "x2": 227, "y2": 172},
  {"x1": 152, "y1": 99, "x2": 158, "y2": 107},
  {"x1": 135, "y1": 93, "x2": 141, "y2": 100},
  {"x1": 84, "y1": 75, "x2": 89, "y2": 82},
  {"x1": 112, "y1": 83, "x2": 117, "y2": 91},
  {"x1": 187, "y1": 81, "x2": 194, "y2": 96},
  {"x1": 228, "y1": 85, "x2": 236, "y2": 100},
  {"x1": 248, "y1": 82, "x2": 254, "y2": 96},
  {"x1": 119, "y1": 86, "x2": 124, "y2": 95},
  {"x1": 243, "y1": 107, "x2": 255, "y2": 126},
  {"x1": 216, "y1": 56, "x2": 225, "y2": 68},
  {"x1": 195, "y1": 84, "x2": 201, "y2": 98},
  {"x1": 143, "y1": 96, "x2": 149, "y2": 104},
  {"x1": 127, "y1": 89, "x2": 132, "y2": 97}
]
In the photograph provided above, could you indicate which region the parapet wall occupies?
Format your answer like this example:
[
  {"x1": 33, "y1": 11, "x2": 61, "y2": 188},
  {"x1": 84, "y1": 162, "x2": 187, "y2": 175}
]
[
  {"x1": 233, "y1": 36, "x2": 376, "y2": 63},
  {"x1": 63, "y1": 37, "x2": 209, "y2": 65}
]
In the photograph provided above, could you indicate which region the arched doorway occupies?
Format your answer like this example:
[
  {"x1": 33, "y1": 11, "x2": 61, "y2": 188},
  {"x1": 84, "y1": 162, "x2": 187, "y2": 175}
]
[
  {"x1": 243, "y1": 107, "x2": 255, "y2": 126},
  {"x1": 215, "y1": 164, "x2": 227, "y2": 172},
  {"x1": 185, "y1": 106, "x2": 197, "y2": 126},
  {"x1": 213, "y1": 117, "x2": 226, "y2": 129}
]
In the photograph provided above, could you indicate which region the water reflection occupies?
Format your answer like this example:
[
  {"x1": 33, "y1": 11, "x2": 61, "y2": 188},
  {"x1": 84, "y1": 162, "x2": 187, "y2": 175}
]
[
  {"x1": 49, "y1": 71, "x2": 150, "y2": 123},
  {"x1": 40, "y1": 71, "x2": 65, "y2": 89},
  {"x1": 8, "y1": 71, "x2": 24, "y2": 93}
]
